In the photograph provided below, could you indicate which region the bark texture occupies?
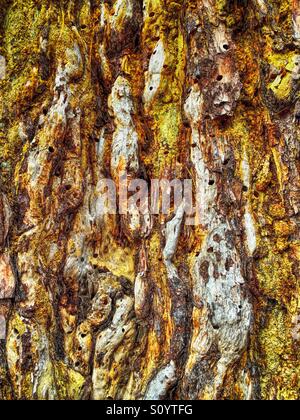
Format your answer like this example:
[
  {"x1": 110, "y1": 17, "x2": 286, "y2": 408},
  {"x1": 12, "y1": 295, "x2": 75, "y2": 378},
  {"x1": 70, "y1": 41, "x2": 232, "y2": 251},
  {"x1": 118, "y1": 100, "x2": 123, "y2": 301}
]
[{"x1": 0, "y1": 0, "x2": 299, "y2": 400}]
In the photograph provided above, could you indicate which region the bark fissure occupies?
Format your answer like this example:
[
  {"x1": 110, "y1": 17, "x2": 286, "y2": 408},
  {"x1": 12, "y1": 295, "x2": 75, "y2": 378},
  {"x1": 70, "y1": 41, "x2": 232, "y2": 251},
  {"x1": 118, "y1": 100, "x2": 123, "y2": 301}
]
[{"x1": 0, "y1": 0, "x2": 299, "y2": 400}]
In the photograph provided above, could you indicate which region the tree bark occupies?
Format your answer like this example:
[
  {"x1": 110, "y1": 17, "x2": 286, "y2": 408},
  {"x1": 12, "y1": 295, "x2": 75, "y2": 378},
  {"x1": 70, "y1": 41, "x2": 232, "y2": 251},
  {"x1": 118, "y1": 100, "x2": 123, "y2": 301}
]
[{"x1": 0, "y1": 0, "x2": 299, "y2": 400}]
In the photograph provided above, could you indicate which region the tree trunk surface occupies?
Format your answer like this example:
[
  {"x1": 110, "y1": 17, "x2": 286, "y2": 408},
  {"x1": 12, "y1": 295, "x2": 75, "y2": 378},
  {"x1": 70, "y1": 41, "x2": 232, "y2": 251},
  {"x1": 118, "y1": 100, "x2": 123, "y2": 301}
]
[{"x1": 0, "y1": 0, "x2": 299, "y2": 400}]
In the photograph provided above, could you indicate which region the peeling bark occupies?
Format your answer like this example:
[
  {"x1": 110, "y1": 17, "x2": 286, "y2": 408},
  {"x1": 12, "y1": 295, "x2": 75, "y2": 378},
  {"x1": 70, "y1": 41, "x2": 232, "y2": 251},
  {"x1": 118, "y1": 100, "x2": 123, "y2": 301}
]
[{"x1": 0, "y1": 0, "x2": 299, "y2": 400}]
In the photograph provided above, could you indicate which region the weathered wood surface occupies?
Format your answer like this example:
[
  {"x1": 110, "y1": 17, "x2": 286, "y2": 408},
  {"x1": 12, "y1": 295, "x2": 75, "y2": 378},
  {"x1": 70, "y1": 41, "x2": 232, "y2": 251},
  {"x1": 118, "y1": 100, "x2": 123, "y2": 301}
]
[{"x1": 0, "y1": 0, "x2": 299, "y2": 400}]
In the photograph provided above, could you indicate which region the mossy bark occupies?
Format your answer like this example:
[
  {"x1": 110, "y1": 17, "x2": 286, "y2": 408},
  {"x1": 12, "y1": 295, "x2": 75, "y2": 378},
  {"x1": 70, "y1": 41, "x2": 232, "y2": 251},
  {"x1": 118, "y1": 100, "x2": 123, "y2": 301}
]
[{"x1": 0, "y1": 0, "x2": 299, "y2": 400}]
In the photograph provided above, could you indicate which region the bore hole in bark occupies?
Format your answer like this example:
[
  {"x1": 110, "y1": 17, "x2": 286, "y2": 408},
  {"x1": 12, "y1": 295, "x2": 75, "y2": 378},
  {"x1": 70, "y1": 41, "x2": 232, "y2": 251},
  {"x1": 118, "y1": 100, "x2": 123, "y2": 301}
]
[
  {"x1": 75, "y1": 361, "x2": 80, "y2": 367},
  {"x1": 149, "y1": 86, "x2": 153, "y2": 91},
  {"x1": 81, "y1": 25, "x2": 87, "y2": 30},
  {"x1": 81, "y1": 333, "x2": 87, "y2": 338},
  {"x1": 242, "y1": 185, "x2": 248, "y2": 192},
  {"x1": 223, "y1": 158, "x2": 230, "y2": 165},
  {"x1": 208, "y1": 180, "x2": 215, "y2": 186},
  {"x1": 213, "y1": 325, "x2": 220, "y2": 330},
  {"x1": 268, "y1": 298, "x2": 278, "y2": 307},
  {"x1": 149, "y1": 12, "x2": 155, "y2": 17},
  {"x1": 78, "y1": 346, "x2": 82, "y2": 351},
  {"x1": 217, "y1": 75, "x2": 223, "y2": 81},
  {"x1": 65, "y1": 184, "x2": 72, "y2": 191},
  {"x1": 48, "y1": 146, "x2": 54, "y2": 153},
  {"x1": 93, "y1": 253, "x2": 98, "y2": 258},
  {"x1": 223, "y1": 44, "x2": 229, "y2": 50},
  {"x1": 43, "y1": 108, "x2": 48, "y2": 115}
]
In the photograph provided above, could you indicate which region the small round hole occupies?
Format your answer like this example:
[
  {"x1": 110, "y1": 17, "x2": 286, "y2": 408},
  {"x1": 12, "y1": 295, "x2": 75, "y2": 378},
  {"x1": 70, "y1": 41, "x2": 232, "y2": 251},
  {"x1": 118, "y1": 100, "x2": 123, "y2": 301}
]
[
  {"x1": 208, "y1": 180, "x2": 215, "y2": 186},
  {"x1": 149, "y1": 86, "x2": 153, "y2": 91},
  {"x1": 48, "y1": 146, "x2": 54, "y2": 153},
  {"x1": 242, "y1": 185, "x2": 248, "y2": 192},
  {"x1": 223, "y1": 44, "x2": 229, "y2": 50},
  {"x1": 216, "y1": 75, "x2": 223, "y2": 82}
]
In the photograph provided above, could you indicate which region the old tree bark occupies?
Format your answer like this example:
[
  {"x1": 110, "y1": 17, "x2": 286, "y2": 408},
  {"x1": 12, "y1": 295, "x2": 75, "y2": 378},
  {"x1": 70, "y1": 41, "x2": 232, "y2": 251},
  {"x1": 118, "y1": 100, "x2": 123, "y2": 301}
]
[{"x1": 0, "y1": 0, "x2": 299, "y2": 400}]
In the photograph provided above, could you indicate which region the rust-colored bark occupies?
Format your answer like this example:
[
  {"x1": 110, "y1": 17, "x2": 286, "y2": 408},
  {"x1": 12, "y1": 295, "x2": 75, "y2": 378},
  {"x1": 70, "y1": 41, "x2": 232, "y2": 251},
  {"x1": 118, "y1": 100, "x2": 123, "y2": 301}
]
[{"x1": 0, "y1": 0, "x2": 299, "y2": 400}]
